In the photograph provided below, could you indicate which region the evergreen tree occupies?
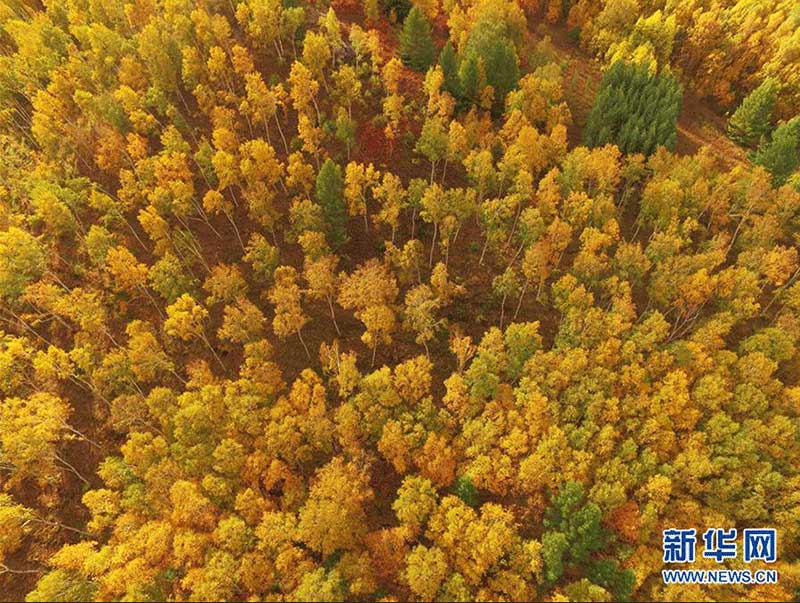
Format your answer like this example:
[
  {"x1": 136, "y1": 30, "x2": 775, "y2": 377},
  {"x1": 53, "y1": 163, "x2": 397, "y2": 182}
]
[
  {"x1": 438, "y1": 41, "x2": 461, "y2": 99},
  {"x1": 399, "y1": 7, "x2": 436, "y2": 72},
  {"x1": 451, "y1": 475, "x2": 478, "y2": 507},
  {"x1": 484, "y1": 38, "x2": 519, "y2": 115},
  {"x1": 752, "y1": 116, "x2": 800, "y2": 185},
  {"x1": 539, "y1": 481, "x2": 634, "y2": 597},
  {"x1": 583, "y1": 61, "x2": 681, "y2": 155},
  {"x1": 315, "y1": 159, "x2": 348, "y2": 249},
  {"x1": 727, "y1": 78, "x2": 779, "y2": 147},
  {"x1": 459, "y1": 53, "x2": 481, "y2": 106},
  {"x1": 381, "y1": 0, "x2": 411, "y2": 22}
]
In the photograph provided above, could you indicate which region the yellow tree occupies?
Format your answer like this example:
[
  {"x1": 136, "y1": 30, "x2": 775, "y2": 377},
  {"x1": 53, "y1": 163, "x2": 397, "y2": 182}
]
[
  {"x1": 297, "y1": 456, "x2": 374, "y2": 556},
  {"x1": 403, "y1": 283, "x2": 444, "y2": 358},
  {"x1": 103, "y1": 245, "x2": 161, "y2": 315},
  {"x1": 218, "y1": 298, "x2": 266, "y2": 345},
  {"x1": 243, "y1": 71, "x2": 288, "y2": 153},
  {"x1": 0, "y1": 393, "x2": 81, "y2": 488},
  {"x1": 344, "y1": 161, "x2": 380, "y2": 232},
  {"x1": 288, "y1": 60, "x2": 321, "y2": 124},
  {"x1": 269, "y1": 266, "x2": 311, "y2": 358},
  {"x1": 338, "y1": 259, "x2": 400, "y2": 366},
  {"x1": 164, "y1": 294, "x2": 225, "y2": 369},
  {"x1": 304, "y1": 254, "x2": 342, "y2": 335},
  {"x1": 372, "y1": 172, "x2": 406, "y2": 243},
  {"x1": 405, "y1": 544, "x2": 449, "y2": 600}
]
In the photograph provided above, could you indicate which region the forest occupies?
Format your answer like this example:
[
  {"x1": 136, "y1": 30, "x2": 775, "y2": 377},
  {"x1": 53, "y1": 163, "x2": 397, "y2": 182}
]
[{"x1": 1, "y1": 0, "x2": 800, "y2": 601}]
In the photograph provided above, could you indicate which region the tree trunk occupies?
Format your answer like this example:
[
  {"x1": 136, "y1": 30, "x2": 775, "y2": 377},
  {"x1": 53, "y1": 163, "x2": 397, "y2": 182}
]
[
  {"x1": 225, "y1": 209, "x2": 246, "y2": 251},
  {"x1": 53, "y1": 453, "x2": 90, "y2": 486},
  {"x1": 297, "y1": 327, "x2": 311, "y2": 359},
  {"x1": 327, "y1": 296, "x2": 341, "y2": 335},
  {"x1": 429, "y1": 222, "x2": 438, "y2": 268},
  {"x1": 479, "y1": 235, "x2": 489, "y2": 266},
  {"x1": 513, "y1": 279, "x2": 530, "y2": 320},
  {"x1": 201, "y1": 332, "x2": 226, "y2": 371},
  {"x1": 274, "y1": 114, "x2": 289, "y2": 155}
]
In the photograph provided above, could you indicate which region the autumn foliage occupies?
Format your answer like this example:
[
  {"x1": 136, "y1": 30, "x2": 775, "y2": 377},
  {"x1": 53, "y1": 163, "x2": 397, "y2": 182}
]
[{"x1": 0, "y1": 0, "x2": 799, "y2": 602}]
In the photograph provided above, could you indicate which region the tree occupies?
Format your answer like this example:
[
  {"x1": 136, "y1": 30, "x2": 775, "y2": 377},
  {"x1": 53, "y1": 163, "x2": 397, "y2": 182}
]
[
  {"x1": 541, "y1": 481, "x2": 633, "y2": 597},
  {"x1": 292, "y1": 568, "x2": 346, "y2": 602},
  {"x1": 752, "y1": 117, "x2": 800, "y2": 185},
  {"x1": 334, "y1": 108, "x2": 356, "y2": 161},
  {"x1": 439, "y1": 41, "x2": 461, "y2": 99},
  {"x1": 482, "y1": 38, "x2": 520, "y2": 114},
  {"x1": 0, "y1": 227, "x2": 45, "y2": 302},
  {"x1": 218, "y1": 298, "x2": 266, "y2": 345},
  {"x1": 298, "y1": 113, "x2": 323, "y2": 161},
  {"x1": 0, "y1": 393, "x2": 73, "y2": 488},
  {"x1": 403, "y1": 284, "x2": 443, "y2": 358},
  {"x1": 297, "y1": 457, "x2": 374, "y2": 555},
  {"x1": 103, "y1": 246, "x2": 149, "y2": 297},
  {"x1": 333, "y1": 64, "x2": 361, "y2": 119},
  {"x1": 203, "y1": 263, "x2": 248, "y2": 306},
  {"x1": 492, "y1": 266, "x2": 522, "y2": 329},
  {"x1": 149, "y1": 253, "x2": 194, "y2": 303},
  {"x1": 338, "y1": 260, "x2": 399, "y2": 365},
  {"x1": 727, "y1": 78, "x2": 779, "y2": 147},
  {"x1": 344, "y1": 162, "x2": 379, "y2": 231},
  {"x1": 0, "y1": 494, "x2": 31, "y2": 567},
  {"x1": 393, "y1": 475, "x2": 437, "y2": 534},
  {"x1": 583, "y1": 61, "x2": 681, "y2": 155},
  {"x1": 399, "y1": 7, "x2": 436, "y2": 72},
  {"x1": 419, "y1": 183, "x2": 448, "y2": 267},
  {"x1": 416, "y1": 117, "x2": 449, "y2": 184},
  {"x1": 459, "y1": 53, "x2": 482, "y2": 106},
  {"x1": 405, "y1": 544, "x2": 448, "y2": 600},
  {"x1": 126, "y1": 320, "x2": 173, "y2": 382},
  {"x1": 25, "y1": 564, "x2": 97, "y2": 602},
  {"x1": 358, "y1": 305, "x2": 397, "y2": 368},
  {"x1": 164, "y1": 294, "x2": 225, "y2": 369},
  {"x1": 316, "y1": 159, "x2": 348, "y2": 249},
  {"x1": 416, "y1": 432, "x2": 456, "y2": 487},
  {"x1": 243, "y1": 72, "x2": 288, "y2": 153},
  {"x1": 269, "y1": 266, "x2": 311, "y2": 358},
  {"x1": 244, "y1": 233, "x2": 279, "y2": 282},
  {"x1": 203, "y1": 189, "x2": 245, "y2": 251},
  {"x1": 302, "y1": 31, "x2": 331, "y2": 85},
  {"x1": 288, "y1": 61, "x2": 321, "y2": 120},
  {"x1": 287, "y1": 152, "x2": 316, "y2": 195},
  {"x1": 373, "y1": 172, "x2": 406, "y2": 243},
  {"x1": 288, "y1": 199, "x2": 326, "y2": 244},
  {"x1": 304, "y1": 254, "x2": 341, "y2": 335}
]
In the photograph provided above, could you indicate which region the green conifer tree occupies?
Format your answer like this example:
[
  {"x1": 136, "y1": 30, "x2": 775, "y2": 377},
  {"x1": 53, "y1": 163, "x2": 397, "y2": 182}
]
[
  {"x1": 399, "y1": 7, "x2": 436, "y2": 72},
  {"x1": 484, "y1": 38, "x2": 519, "y2": 115},
  {"x1": 583, "y1": 61, "x2": 681, "y2": 155},
  {"x1": 315, "y1": 159, "x2": 348, "y2": 249},
  {"x1": 727, "y1": 78, "x2": 779, "y2": 147},
  {"x1": 752, "y1": 117, "x2": 800, "y2": 185},
  {"x1": 459, "y1": 53, "x2": 481, "y2": 106},
  {"x1": 438, "y1": 41, "x2": 461, "y2": 99}
]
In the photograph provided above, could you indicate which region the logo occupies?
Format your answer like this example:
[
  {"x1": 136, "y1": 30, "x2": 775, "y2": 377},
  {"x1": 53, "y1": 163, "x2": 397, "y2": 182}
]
[{"x1": 661, "y1": 528, "x2": 778, "y2": 585}]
